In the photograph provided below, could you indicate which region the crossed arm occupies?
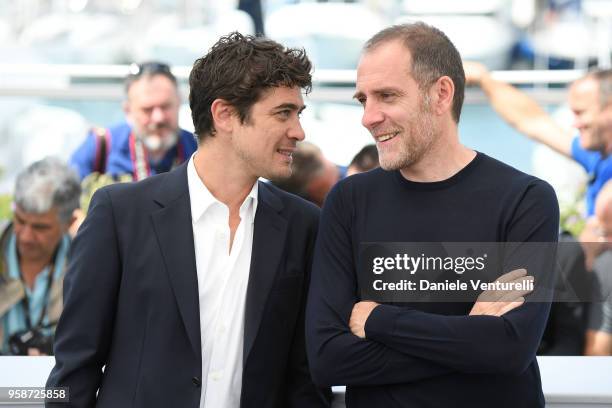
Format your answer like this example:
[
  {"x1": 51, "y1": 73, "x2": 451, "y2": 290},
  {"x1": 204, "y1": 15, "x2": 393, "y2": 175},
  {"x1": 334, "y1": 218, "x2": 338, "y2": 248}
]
[{"x1": 305, "y1": 182, "x2": 559, "y2": 387}]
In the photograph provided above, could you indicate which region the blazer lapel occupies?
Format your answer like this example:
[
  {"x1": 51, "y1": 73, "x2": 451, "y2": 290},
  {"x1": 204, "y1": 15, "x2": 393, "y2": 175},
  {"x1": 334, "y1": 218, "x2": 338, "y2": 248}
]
[
  {"x1": 150, "y1": 163, "x2": 201, "y2": 360},
  {"x1": 243, "y1": 182, "x2": 287, "y2": 364}
]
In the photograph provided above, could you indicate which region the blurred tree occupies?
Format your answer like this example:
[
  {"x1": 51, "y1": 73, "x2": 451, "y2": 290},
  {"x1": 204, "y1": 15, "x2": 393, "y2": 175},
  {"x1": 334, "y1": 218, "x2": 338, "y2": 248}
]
[
  {"x1": 0, "y1": 195, "x2": 11, "y2": 221},
  {"x1": 0, "y1": 166, "x2": 10, "y2": 221}
]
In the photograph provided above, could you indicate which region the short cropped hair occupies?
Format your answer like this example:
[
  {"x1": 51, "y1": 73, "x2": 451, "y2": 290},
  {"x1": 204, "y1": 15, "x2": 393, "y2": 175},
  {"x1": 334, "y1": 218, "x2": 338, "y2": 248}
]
[
  {"x1": 189, "y1": 32, "x2": 312, "y2": 141},
  {"x1": 14, "y1": 157, "x2": 81, "y2": 224},
  {"x1": 364, "y1": 22, "x2": 466, "y2": 123},
  {"x1": 349, "y1": 144, "x2": 379, "y2": 172},
  {"x1": 587, "y1": 69, "x2": 612, "y2": 108}
]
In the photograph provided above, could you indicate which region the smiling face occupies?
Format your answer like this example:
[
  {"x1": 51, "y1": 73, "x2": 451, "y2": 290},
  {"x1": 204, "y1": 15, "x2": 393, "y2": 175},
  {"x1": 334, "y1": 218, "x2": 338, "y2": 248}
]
[
  {"x1": 230, "y1": 86, "x2": 306, "y2": 180},
  {"x1": 596, "y1": 104, "x2": 612, "y2": 154},
  {"x1": 570, "y1": 77, "x2": 606, "y2": 152},
  {"x1": 124, "y1": 74, "x2": 181, "y2": 153},
  {"x1": 355, "y1": 40, "x2": 438, "y2": 171}
]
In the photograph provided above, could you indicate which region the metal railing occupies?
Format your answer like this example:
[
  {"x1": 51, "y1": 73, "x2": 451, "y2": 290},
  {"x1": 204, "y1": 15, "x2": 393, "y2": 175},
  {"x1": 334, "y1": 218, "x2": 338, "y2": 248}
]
[{"x1": 0, "y1": 63, "x2": 582, "y2": 104}]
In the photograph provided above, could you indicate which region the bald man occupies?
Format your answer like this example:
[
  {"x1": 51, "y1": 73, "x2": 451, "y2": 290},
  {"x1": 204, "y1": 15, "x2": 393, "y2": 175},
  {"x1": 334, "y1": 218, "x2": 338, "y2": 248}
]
[
  {"x1": 465, "y1": 63, "x2": 612, "y2": 216},
  {"x1": 581, "y1": 181, "x2": 612, "y2": 355}
]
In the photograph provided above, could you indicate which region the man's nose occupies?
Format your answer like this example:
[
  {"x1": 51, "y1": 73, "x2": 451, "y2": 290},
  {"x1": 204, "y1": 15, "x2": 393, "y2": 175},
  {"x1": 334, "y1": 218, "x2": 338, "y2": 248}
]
[
  {"x1": 17, "y1": 225, "x2": 35, "y2": 242},
  {"x1": 288, "y1": 119, "x2": 306, "y2": 141},
  {"x1": 150, "y1": 106, "x2": 165, "y2": 123},
  {"x1": 572, "y1": 113, "x2": 587, "y2": 130},
  {"x1": 361, "y1": 102, "x2": 384, "y2": 130}
]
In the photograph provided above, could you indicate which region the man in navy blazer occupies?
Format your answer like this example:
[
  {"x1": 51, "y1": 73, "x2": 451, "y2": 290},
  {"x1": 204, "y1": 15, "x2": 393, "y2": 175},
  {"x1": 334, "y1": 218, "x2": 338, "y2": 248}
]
[{"x1": 46, "y1": 32, "x2": 329, "y2": 408}]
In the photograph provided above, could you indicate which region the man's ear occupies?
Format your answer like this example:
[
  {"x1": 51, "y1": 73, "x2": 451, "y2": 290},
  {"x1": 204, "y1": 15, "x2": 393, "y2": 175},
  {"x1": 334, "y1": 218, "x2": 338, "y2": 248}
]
[
  {"x1": 210, "y1": 99, "x2": 236, "y2": 134},
  {"x1": 430, "y1": 76, "x2": 455, "y2": 117}
]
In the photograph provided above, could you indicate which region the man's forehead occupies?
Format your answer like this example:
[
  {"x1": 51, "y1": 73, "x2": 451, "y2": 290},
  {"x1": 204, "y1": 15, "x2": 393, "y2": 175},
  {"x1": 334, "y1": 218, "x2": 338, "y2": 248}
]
[
  {"x1": 257, "y1": 86, "x2": 305, "y2": 108},
  {"x1": 570, "y1": 78, "x2": 599, "y2": 103},
  {"x1": 359, "y1": 41, "x2": 410, "y2": 67},
  {"x1": 14, "y1": 206, "x2": 59, "y2": 223},
  {"x1": 356, "y1": 45, "x2": 414, "y2": 96},
  {"x1": 127, "y1": 75, "x2": 178, "y2": 99}
]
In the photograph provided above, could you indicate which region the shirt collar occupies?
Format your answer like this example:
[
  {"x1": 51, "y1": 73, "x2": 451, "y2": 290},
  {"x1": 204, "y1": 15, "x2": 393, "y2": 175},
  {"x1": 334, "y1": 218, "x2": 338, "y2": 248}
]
[
  {"x1": 241, "y1": 179, "x2": 259, "y2": 225},
  {"x1": 187, "y1": 154, "x2": 259, "y2": 224}
]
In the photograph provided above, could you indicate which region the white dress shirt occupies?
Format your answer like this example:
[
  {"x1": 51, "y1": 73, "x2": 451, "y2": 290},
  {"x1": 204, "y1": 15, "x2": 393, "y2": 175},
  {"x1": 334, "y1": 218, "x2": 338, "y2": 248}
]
[{"x1": 187, "y1": 155, "x2": 258, "y2": 408}]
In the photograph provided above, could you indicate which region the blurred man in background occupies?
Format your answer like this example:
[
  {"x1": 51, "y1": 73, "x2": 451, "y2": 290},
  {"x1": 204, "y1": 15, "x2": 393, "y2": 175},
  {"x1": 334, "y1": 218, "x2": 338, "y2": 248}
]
[
  {"x1": 0, "y1": 157, "x2": 80, "y2": 355},
  {"x1": 346, "y1": 144, "x2": 379, "y2": 176},
  {"x1": 271, "y1": 142, "x2": 341, "y2": 207},
  {"x1": 465, "y1": 62, "x2": 612, "y2": 216},
  {"x1": 70, "y1": 61, "x2": 197, "y2": 181},
  {"x1": 580, "y1": 180, "x2": 612, "y2": 355}
]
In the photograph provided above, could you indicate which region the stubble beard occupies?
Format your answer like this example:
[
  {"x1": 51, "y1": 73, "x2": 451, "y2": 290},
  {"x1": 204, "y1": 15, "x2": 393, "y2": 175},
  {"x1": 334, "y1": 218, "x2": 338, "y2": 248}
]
[
  {"x1": 591, "y1": 125, "x2": 610, "y2": 154},
  {"x1": 234, "y1": 140, "x2": 292, "y2": 182},
  {"x1": 378, "y1": 107, "x2": 437, "y2": 171}
]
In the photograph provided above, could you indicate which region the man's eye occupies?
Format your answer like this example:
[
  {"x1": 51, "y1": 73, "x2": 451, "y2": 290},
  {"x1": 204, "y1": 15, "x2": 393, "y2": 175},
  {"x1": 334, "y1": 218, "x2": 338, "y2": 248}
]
[
  {"x1": 357, "y1": 97, "x2": 366, "y2": 106},
  {"x1": 278, "y1": 110, "x2": 291, "y2": 119}
]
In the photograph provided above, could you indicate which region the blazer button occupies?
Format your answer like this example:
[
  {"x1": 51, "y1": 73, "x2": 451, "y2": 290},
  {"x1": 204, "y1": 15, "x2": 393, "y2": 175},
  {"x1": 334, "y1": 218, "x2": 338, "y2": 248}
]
[{"x1": 192, "y1": 377, "x2": 201, "y2": 387}]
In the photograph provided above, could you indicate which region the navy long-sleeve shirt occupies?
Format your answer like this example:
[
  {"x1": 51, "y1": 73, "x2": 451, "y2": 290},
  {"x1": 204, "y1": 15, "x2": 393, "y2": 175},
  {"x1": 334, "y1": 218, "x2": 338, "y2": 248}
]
[{"x1": 306, "y1": 153, "x2": 559, "y2": 408}]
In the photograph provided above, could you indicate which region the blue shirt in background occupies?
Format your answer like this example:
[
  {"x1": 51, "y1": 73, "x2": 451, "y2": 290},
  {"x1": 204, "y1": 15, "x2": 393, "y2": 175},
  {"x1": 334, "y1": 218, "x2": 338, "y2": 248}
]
[
  {"x1": 70, "y1": 121, "x2": 197, "y2": 180},
  {"x1": 571, "y1": 136, "x2": 612, "y2": 216}
]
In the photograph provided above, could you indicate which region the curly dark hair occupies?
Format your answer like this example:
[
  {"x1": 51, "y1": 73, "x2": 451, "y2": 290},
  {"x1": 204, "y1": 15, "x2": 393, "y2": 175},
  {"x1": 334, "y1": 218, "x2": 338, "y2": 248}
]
[{"x1": 189, "y1": 32, "x2": 312, "y2": 141}]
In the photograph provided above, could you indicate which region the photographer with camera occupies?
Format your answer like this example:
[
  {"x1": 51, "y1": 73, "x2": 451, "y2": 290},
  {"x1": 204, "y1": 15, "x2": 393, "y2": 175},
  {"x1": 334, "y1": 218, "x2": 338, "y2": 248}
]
[{"x1": 0, "y1": 157, "x2": 80, "y2": 355}]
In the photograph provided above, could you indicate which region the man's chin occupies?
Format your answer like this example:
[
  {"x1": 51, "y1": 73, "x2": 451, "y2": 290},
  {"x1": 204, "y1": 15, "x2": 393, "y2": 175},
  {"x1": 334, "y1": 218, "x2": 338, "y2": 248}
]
[
  {"x1": 141, "y1": 131, "x2": 179, "y2": 152},
  {"x1": 17, "y1": 248, "x2": 43, "y2": 261},
  {"x1": 579, "y1": 133, "x2": 598, "y2": 151},
  {"x1": 264, "y1": 167, "x2": 292, "y2": 181},
  {"x1": 378, "y1": 154, "x2": 404, "y2": 171}
]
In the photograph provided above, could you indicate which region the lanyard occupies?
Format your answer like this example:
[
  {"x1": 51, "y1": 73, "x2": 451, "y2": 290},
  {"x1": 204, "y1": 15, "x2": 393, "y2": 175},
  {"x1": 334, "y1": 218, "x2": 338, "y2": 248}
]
[
  {"x1": 17, "y1": 250, "x2": 58, "y2": 330},
  {"x1": 176, "y1": 140, "x2": 185, "y2": 166},
  {"x1": 129, "y1": 132, "x2": 151, "y2": 181},
  {"x1": 129, "y1": 132, "x2": 185, "y2": 181}
]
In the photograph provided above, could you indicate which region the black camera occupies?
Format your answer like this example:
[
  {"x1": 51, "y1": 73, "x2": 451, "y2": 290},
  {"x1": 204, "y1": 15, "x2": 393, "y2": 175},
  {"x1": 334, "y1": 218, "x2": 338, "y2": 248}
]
[{"x1": 8, "y1": 328, "x2": 54, "y2": 355}]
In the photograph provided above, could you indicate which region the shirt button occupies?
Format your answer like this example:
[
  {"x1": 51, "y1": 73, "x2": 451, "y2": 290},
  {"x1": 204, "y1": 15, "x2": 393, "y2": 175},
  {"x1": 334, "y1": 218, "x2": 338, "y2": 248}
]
[
  {"x1": 192, "y1": 376, "x2": 201, "y2": 387},
  {"x1": 219, "y1": 325, "x2": 226, "y2": 334},
  {"x1": 210, "y1": 372, "x2": 221, "y2": 381}
]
